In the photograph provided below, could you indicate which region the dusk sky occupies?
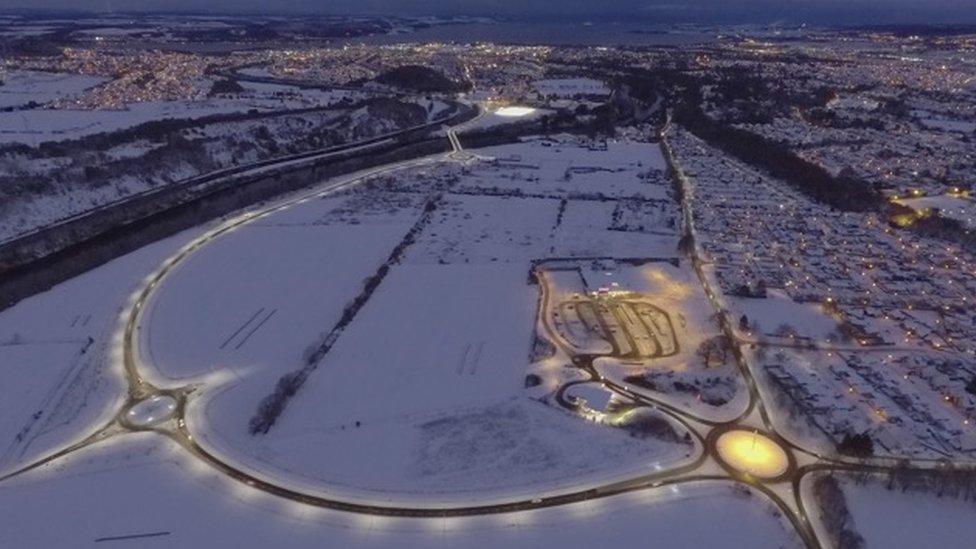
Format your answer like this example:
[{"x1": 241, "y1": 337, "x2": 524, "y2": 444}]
[{"x1": 3, "y1": 0, "x2": 975, "y2": 24}]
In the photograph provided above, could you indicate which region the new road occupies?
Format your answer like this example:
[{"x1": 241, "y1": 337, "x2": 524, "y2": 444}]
[{"x1": 0, "y1": 110, "x2": 954, "y2": 549}]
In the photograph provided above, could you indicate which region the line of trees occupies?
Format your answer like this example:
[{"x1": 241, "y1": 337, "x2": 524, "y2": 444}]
[
  {"x1": 861, "y1": 461, "x2": 976, "y2": 503},
  {"x1": 811, "y1": 474, "x2": 866, "y2": 549},
  {"x1": 674, "y1": 104, "x2": 882, "y2": 212},
  {"x1": 248, "y1": 195, "x2": 442, "y2": 435}
]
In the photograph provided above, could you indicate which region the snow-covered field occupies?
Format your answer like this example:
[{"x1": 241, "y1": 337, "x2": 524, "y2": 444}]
[
  {"x1": 135, "y1": 138, "x2": 700, "y2": 504},
  {"x1": 534, "y1": 78, "x2": 610, "y2": 98},
  {"x1": 0, "y1": 433, "x2": 800, "y2": 548},
  {"x1": 0, "y1": 87, "x2": 350, "y2": 146},
  {"x1": 0, "y1": 227, "x2": 205, "y2": 474},
  {"x1": 0, "y1": 102, "x2": 252, "y2": 146},
  {"x1": 193, "y1": 261, "x2": 691, "y2": 503},
  {"x1": 142, "y1": 191, "x2": 424, "y2": 382},
  {"x1": 843, "y1": 481, "x2": 976, "y2": 548},
  {"x1": 0, "y1": 70, "x2": 107, "y2": 109},
  {"x1": 805, "y1": 473, "x2": 976, "y2": 549},
  {"x1": 409, "y1": 193, "x2": 559, "y2": 263},
  {"x1": 462, "y1": 139, "x2": 671, "y2": 200},
  {"x1": 728, "y1": 288, "x2": 841, "y2": 341},
  {"x1": 237, "y1": 80, "x2": 361, "y2": 110}
]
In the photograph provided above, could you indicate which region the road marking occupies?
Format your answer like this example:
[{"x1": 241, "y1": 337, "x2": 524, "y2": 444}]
[
  {"x1": 234, "y1": 308, "x2": 277, "y2": 350},
  {"x1": 94, "y1": 531, "x2": 170, "y2": 543},
  {"x1": 219, "y1": 307, "x2": 265, "y2": 349}
]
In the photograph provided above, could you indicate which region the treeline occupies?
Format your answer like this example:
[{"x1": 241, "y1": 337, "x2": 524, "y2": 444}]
[
  {"x1": 872, "y1": 461, "x2": 976, "y2": 503},
  {"x1": 0, "y1": 109, "x2": 348, "y2": 205},
  {"x1": 374, "y1": 65, "x2": 470, "y2": 94},
  {"x1": 248, "y1": 194, "x2": 442, "y2": 435},
  {"x1": 810, "y1": 474, "x2": 865, "y2": 549},
  {"x1": 208, "y1": 78, "x2": 246, "y2": 96},
  {"x1": 675, "y1": 104, "x2": 882, "y2": 212},
  {"x1": 362, "y1": 96, "x2": 430, "y2": 131},
  {"x1": 0, "y1": 136, "x2": 451, "y2": 312},
  {"x1": 0, "y1": 100, "x2": 362, "y2": 158},
  {"x1": 595, "y1": 63, "x2": 881, "y2": 212}
]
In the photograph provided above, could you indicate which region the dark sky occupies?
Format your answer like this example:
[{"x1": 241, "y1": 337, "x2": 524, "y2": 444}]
[{"x1": 3, "y1": 0, "x2": 975, "y2": 24}]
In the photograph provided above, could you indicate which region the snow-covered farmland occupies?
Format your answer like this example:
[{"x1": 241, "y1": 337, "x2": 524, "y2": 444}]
[
  {"x1": 142, "y1": 190, "x2": 424, "y2": 382},
  {"x1": 407, "y1": 193, "x2": 560, "y2": 264},
  {"x1": 192, "y1": 260, "x2": 693, "y2": 503},
  {"x1": 0, "y1": 227, "x2": 205, "y2": 474},
  {"x1": 843, "y1": 482, "x2": 976, "y2": 548},
  {"x1": 137, "y1": 138, "x2": 700, "y2": 504},
  {"x1": 0, "y1": 70, "x2": 107, "y2": 109},
  {"x1": 805, "y1": 472, "x2": 976, "y2": 549},
  {"x1": 459, "y1": 139, "x2": 671, "y2": 200},
  {"x1": 534, "y1": 78, "x2": 610, "y2": 98},
  {"x1": 0, "y1": 85, "x2": 352, "y2": 146}
]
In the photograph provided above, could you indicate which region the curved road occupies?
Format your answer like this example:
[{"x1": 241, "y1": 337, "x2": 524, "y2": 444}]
[{"x1": 0, "y1": 109, "x2": 961, "y2": 549}]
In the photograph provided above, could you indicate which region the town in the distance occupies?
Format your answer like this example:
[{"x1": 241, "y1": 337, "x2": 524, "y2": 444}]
[{"x1": 0, "y1": 11, "x2": 975, "y2": 549}]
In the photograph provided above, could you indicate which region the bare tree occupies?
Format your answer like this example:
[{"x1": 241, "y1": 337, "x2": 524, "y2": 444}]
[{"x1": 696, "y1": 335, "x2": 731, "y2": 367}]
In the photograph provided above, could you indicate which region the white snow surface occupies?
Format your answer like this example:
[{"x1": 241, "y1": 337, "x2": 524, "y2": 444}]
[
  {"x1": 0, "y1": 226, "x2": 205, "y2": 473},
  {"x1": 0, "y1": 434, "x2": 801, "y2": 548},
  {"x1": 825, "y1": 476, "x2": 976, "y2": 549},
  {"x1": 0, "y1": 70, "x2": 107, "y2": 109}
]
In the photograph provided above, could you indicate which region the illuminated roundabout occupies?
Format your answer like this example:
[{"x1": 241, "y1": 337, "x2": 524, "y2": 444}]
[
  {"x1": 122, "y1": 394, "x2": 179, "y2": 430},
  {"x1": 712, "y1": 428, "x2": 793, "y2": 482},
  {"x1": 0, "y1": 123, "x2": 951, "y2": 549}
]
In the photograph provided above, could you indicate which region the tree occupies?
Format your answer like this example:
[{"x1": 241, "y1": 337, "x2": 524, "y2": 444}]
[
  {"x1": 208, "y1": 78, "x2": 245, "y2": 96},
  {"x1": 773, "y1": 323, "x2": 798, "y2": 339},
  {"x1": 707, "y1": 310, "x2": 722, "y2": 326},
  {"x1": 373, "y1": 65, "x2": 467, "y2": 93},
  {"x1": 812, "y1": 474, "x2": 866, "y2": 549},
  {"x1": 966, "y1": 376, "x2": 976, "y2": 397},
  {"x1": 837, "y1": 432, "x2": 874, "y2": 458},
  {"x1": 677, "y1": 232, "x2": 694, "y2": 255},
  {"x1": 755, "y1": 279, "x2": 767, "y2": 297},
  {"x1": 696, "y1": 335, "x2": 730, "y2": 368}
]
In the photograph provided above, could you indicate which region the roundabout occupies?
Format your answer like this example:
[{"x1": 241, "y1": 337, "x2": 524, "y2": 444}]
[
  {"x1": 1, "y1": 122, "x2": 955, "y2": 549},
  {"x1": 713, "y1": 429, "x2": 792, "y2": 482},
  {"x1": 122, "y1": 394, "x2": 179, "y2": 430}
]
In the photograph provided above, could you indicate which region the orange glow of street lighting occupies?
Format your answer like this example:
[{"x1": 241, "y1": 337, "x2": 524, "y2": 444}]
[{"x1": 715, "y1": 430, "x2": 789, "y2": 480}]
